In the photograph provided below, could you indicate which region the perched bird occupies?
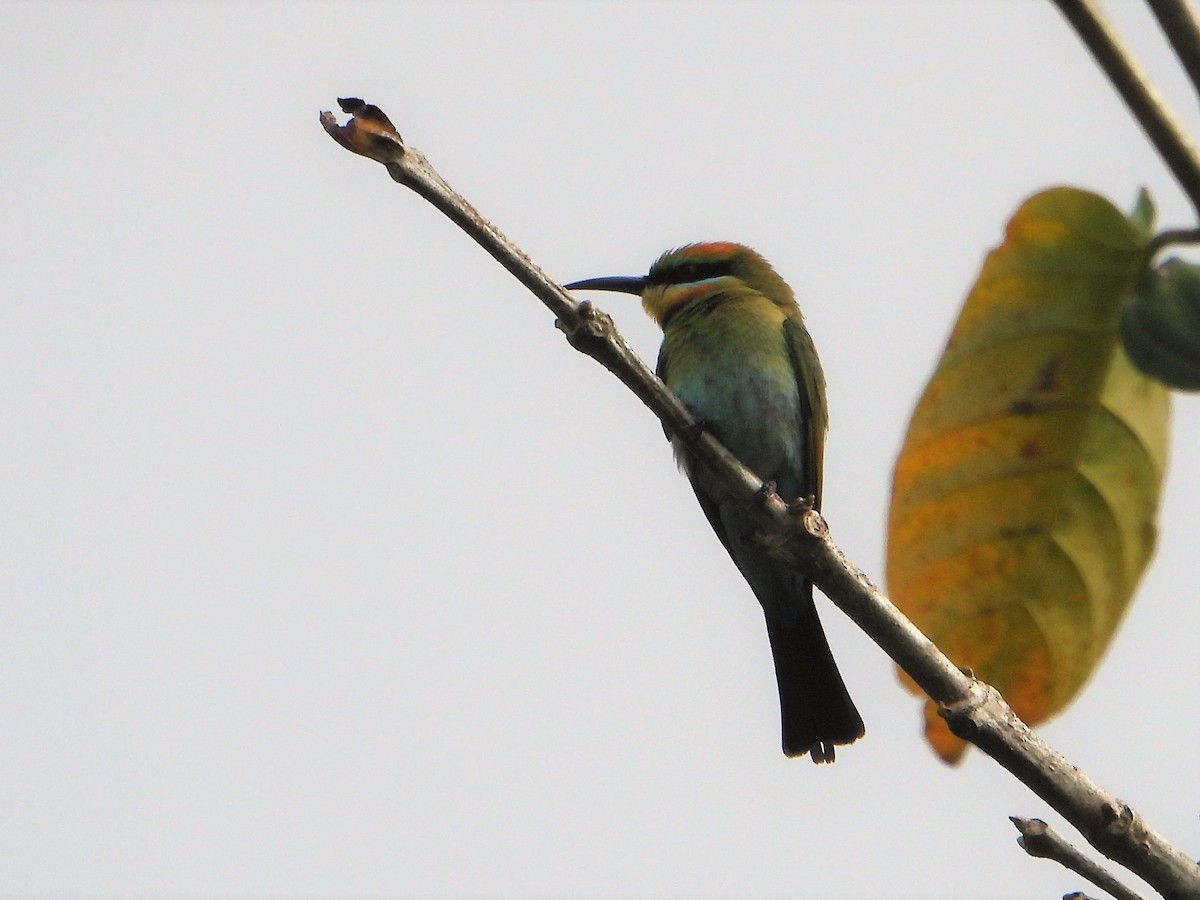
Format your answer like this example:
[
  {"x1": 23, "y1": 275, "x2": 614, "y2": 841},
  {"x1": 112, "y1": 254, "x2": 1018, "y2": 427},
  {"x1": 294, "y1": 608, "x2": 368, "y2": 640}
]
[{"x1": 566, "y1": 242, "x2": 864, "y2": 762}]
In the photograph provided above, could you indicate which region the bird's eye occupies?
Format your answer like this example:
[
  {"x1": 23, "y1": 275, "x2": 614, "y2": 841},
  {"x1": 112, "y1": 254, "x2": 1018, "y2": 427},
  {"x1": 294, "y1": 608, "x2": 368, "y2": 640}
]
[{"x1": 651, "y1": 258, "x2": 734, "y2": 286}]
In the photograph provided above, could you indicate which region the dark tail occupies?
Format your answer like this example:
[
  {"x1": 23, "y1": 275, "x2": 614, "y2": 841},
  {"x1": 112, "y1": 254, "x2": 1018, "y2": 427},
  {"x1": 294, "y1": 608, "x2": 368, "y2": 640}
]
[{"x1": 764, "y1": 585, "x2": 865, "y2": 763}]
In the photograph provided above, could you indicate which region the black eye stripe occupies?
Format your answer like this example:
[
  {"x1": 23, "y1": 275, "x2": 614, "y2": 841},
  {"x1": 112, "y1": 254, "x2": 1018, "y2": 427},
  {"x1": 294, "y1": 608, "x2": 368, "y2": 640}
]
[{"x1": 646, "y1": 259, "x2": 736, "y2": 286}]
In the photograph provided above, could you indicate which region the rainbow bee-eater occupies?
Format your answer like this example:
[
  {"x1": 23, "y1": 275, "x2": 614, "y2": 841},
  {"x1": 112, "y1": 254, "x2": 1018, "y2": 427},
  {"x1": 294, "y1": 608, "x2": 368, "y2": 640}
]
[{"x1": 566, "y1": 242, "x2": 864, "y2": 762}]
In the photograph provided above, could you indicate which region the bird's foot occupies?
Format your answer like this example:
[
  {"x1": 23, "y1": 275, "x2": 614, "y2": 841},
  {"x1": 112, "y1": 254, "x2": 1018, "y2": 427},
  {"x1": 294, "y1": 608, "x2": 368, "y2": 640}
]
[
  {"x1": 756, "y1": 479, "x2": 778, "y2": 499},
  {"x1": 679, "y1": 417, "x2": 709, "y2": 444},
  {"x1": 786, "y1": 493, "x2": 817, "y2": 516}
]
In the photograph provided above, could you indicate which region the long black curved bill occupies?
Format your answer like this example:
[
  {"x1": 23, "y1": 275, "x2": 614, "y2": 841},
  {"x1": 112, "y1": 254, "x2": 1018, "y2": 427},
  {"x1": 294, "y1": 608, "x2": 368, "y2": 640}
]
[{"x1": 563, "y1": 276, "x2": 648, "y2": 295}]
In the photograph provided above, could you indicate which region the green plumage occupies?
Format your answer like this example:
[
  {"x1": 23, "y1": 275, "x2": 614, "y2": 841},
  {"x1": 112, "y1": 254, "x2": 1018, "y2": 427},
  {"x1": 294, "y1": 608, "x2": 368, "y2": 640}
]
[{"x1": 567, "y1": 242, "x2": 863, "y2": 762}]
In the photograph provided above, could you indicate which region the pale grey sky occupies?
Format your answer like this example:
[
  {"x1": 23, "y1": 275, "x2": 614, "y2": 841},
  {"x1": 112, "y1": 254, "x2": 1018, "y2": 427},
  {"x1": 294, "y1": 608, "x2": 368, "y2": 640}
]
[{"x1": 2, "y1": 2, "x2": 1198, "y2": 898}]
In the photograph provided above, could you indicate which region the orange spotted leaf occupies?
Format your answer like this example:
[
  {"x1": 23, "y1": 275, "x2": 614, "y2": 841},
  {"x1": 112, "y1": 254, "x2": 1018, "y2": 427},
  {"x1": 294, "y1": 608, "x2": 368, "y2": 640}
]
[{"x1": 887, "y1": 187, "x2": 1170, "y2": 763}]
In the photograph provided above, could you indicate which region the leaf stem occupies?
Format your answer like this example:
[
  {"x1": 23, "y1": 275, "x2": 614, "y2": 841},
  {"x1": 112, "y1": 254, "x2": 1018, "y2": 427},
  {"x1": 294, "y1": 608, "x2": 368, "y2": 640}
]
[{"x1": 1147, "y1": 225, "x2": 1200, "y2": 256}]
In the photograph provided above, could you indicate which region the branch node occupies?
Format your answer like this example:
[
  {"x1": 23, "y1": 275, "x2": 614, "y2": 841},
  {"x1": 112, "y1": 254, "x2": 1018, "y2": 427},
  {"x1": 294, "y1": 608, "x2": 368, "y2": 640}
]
[
  {"x1": 938, "y1": 678, "x2": 992, "y2": 739},
  {"x1": 557, "y1": 298, "x2": 614, "y2": 347},
  {"x1": 798, "y1": 504, "x2": 829, "y2": 539},
  {"x1": 1011, "y1": 816, "x2": 1053, "y2": 856},
  {"x1": 1100, "y1": 800, "x2": 1136, "y2": 836},
  {"x1": 553, "y1": 299, "x2": 586, "y2": 337}
]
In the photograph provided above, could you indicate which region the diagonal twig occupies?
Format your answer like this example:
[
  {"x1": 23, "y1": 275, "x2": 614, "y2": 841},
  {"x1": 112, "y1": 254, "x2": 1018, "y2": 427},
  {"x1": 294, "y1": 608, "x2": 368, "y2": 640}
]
[
  {"x1": 1051, "y1": 0, "x2": 1200, "y2": 214},
  {"x1": 1012, "y1": 817, "x2": 1147, "y2": 900},
  {"x1": 1145, "y1": 0, "x2": 1200, "y2": 105}
]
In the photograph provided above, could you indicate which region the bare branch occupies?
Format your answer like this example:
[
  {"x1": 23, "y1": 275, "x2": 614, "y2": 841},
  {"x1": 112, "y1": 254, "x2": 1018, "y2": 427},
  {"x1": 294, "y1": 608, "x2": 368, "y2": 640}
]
[
  {"x1": 319, "y1": 100, "x2": 1200, "y2": 900},
  {"x1": 1051, "y1": 0, "x2": 1200, "y2": 214},
  {"x1": 1146, "y1": 0, "x2": 1200, "y2": 104},
  {"x1": 1012, "y1": 817, "x2": 1147, "y2": 900},
  {"x1": 1148, "y1": 225, "x2": 1200, "y2": 256}
]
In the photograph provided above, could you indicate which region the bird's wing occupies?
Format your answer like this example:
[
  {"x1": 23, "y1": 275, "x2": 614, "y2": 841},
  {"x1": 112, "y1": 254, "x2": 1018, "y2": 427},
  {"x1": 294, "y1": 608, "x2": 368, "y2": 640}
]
[
  {"x1": 656, "y1": 342, "x2": 735, "y2": 554},
  {"x1": 783, "y1": 315, "x2": 828, "y2": 511},
  {"x1": 654, "y1": 345, "x2": 674, "y2": 444}
]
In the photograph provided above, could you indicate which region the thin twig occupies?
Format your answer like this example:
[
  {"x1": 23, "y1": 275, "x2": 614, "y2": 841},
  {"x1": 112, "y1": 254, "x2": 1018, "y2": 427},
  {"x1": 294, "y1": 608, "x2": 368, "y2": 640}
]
[
  {"x1": 319, "y1": 100, "x2": 699, "y2": 431},
  {"x1": 1145, "y1": 0, "x2": 1200, "y2": 103},
  {"x1": 1051, "y1": 0, "x2": 1200, "y2": 214},
  {"x1": 319, "y1": 99, "x2": 1200, "y2": 900},
  {"x1": 1012, "y1": 817, "x2": 1147, "y2": 900},
  {"x1": 1147, "y1": 224, "x2": 1200, "y2": 256}
]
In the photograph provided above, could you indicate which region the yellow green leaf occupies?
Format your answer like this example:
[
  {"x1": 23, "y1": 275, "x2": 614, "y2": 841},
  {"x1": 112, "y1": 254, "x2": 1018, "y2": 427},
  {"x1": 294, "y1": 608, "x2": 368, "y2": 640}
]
[{"x1": 886, "y1": 187, "x2": 1170, "y2": 763}]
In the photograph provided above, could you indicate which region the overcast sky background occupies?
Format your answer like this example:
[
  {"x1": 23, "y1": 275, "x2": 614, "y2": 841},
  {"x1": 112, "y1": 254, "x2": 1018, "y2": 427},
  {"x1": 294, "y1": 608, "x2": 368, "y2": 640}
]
[{"x1": 3, "y1": 2, "x2": 1199, "y2": 898}]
